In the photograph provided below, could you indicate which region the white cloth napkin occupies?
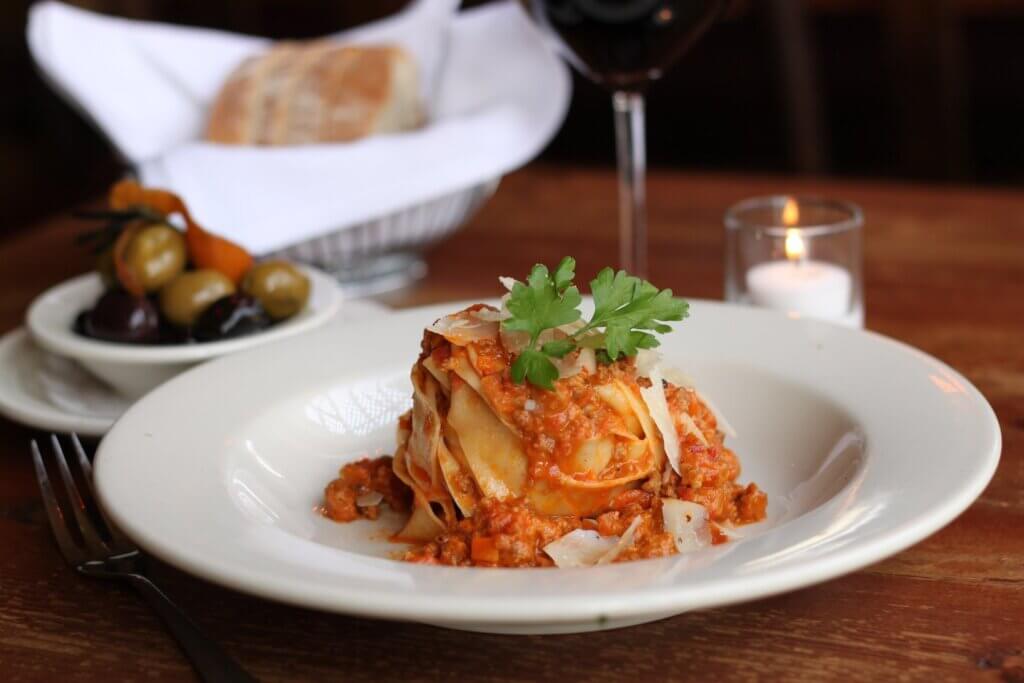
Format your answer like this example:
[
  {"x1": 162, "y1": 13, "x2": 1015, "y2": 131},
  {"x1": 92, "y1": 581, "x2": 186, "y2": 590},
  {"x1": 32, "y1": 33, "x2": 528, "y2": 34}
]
[{"x1": 28, "y1": 0, "x2": 570, "y2": 255}]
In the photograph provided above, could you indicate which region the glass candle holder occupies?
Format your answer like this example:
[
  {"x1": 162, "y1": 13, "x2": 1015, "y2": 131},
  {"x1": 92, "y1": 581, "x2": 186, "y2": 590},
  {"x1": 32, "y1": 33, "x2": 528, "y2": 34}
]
[{"x1": 724, "y1": 196, "x2": 864, "y2": 327}]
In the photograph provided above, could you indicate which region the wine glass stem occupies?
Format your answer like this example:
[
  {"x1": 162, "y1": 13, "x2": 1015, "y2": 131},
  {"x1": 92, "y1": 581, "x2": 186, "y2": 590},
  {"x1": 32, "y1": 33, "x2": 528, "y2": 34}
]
[{"x1": 612, "y1": 90, "x2": 647, "y2": 278}]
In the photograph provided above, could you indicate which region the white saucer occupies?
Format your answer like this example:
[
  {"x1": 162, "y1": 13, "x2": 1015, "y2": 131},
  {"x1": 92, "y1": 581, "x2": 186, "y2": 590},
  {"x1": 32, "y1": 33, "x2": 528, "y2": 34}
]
[
  {"x1": 0, "y1": 327, "x2": 126, "y2": 436},
  {"x1": 0, "y1": 299, "x2": 389, "y2": 436}
]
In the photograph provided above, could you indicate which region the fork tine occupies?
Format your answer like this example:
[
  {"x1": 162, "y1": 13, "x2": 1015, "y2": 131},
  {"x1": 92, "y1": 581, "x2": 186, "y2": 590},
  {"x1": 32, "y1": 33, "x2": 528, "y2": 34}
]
[
  {"x1": 69, "y1": 433, "x2": 94, "y2": 479},
  {"x1": 49, "y1": 435, "x2": 109, "y2": 556},
  {"x1": 69, "y1": 433, "x2": 134, "y2": 550},
  {"x1": 31, "y1": 440, "x2": 85, "y2": 565}
]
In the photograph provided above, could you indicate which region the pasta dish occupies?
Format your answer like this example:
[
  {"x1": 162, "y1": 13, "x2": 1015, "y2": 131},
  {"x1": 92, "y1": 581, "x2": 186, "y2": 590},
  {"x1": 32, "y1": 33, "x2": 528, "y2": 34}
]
[{"x1": 323, "y1": 259, "x2": 765, "y2": 567}]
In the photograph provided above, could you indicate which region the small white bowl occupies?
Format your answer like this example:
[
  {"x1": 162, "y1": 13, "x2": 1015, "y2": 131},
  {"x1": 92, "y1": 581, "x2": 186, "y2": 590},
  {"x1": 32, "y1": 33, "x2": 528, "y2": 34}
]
[{"x1": 27, "y1": 266, "x2": 341, "y2": 399}]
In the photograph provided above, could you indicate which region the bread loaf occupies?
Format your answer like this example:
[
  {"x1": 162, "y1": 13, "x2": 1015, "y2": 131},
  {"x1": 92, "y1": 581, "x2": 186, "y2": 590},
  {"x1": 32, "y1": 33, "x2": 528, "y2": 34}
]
[{"x1": 206, "y1": 42, "x2": 422, "y2": 146}]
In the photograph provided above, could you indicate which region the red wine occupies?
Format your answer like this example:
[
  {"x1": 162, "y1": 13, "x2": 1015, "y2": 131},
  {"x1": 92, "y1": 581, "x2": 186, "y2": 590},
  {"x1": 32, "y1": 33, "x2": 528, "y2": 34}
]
[{"x1": 525, "y1": 0, "x2": 727, "y2": 90}]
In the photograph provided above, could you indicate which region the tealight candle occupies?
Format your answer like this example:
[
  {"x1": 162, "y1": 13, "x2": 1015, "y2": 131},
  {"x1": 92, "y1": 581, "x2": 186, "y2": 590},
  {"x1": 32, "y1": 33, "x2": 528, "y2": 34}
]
[
  {"x1": 724, "y1": 196, "x2": 864, "y2": 327},
  {"x1": 747, "y1": 259, "x2": 852, "y2": 319}
]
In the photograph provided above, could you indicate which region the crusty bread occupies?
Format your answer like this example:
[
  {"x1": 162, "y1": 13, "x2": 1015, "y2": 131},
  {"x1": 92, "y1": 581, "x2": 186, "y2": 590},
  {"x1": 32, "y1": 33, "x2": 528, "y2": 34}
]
[{"x1": 206, "y1": 42, "x2": 421, "y2": 146}]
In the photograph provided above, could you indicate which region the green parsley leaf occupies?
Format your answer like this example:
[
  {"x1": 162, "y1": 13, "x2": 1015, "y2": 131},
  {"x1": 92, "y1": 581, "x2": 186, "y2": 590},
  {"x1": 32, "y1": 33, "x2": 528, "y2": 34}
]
[
  {"x1": 590, "y1": 269, "x2": 688, "y2": 332},
  {"x1": 504, "y1": 263, "x2": 582, "y2": 342},
  {"x1": 500, "y1": 257, "x2": 688, "y2": 390},
  {"x1": 589, "y1": 267, "x2": 637, "y2": 323},
  {"x1": 552, "y1": 256, "x2": 576, "y2": 293},
  {"x1": 511, "y1": 348, "x2": 560, "y2": 390},
  {"x1": 603, "y1": 325, "x2": 662, "y2": 361}
]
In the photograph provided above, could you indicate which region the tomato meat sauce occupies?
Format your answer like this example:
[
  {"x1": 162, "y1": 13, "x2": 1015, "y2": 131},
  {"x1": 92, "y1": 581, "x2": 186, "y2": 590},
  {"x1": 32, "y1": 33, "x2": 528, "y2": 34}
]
[
  {"x1": 323, "y1": 457, "x2": 410, "y2": 522},
  {"x1": 322, "y1": 308, "x2": 766, "y2": 568}
]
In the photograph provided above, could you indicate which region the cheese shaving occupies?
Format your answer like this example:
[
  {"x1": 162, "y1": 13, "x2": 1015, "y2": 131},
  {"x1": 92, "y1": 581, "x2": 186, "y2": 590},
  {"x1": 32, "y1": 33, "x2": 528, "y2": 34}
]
[
  {"x1": 661, "y1": 499, "x2": 711, "y2": 553},
  {"x1": 597, "y1": 516, "x2": 643, "y2": 565},
  {"x1": 543, "y1": 529, "x2": 618, "y2": 568},
  {"x1": 426, "y1": 312, "x2": 499, "y2": 345},
  {"x1": 660, "y1": 365, "x2": 738, "y2": 439},
  {"x1": 356, "y1": 491, "x2": 384, "y2": 507},
  {"x1": 638, "y1": 365, "x2": 683, "y2": 476},
  {"x1": 661, "y1": 365, "x2": 697, "y2": 389},
  {"x1": 498, "y1": 322, "x2": 529, "y2": 355},
  {"x1": 635, "y1": 349, "x2": 662, "y2": 377},
  {"x1": 677, "y1": 410, "x2": 709, "y2": 448},
  {"x1": 473, "y1": 307, "x2": 509, "y2": 323},
  {"x1": 552, "y1": 348, "x2": 596, "y2": 380}
]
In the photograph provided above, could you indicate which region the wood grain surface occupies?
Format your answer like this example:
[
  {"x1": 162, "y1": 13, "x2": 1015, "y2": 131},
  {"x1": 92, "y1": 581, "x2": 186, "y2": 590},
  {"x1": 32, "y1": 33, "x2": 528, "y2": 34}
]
[{"x1": 1, "y1": 165, "x2": 1022, "y2": 682}]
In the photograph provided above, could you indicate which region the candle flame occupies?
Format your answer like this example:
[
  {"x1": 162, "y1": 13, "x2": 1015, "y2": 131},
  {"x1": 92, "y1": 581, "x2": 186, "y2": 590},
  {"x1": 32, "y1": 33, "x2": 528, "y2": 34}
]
[
  {"x1": 782, "y1": 197, "x2": 800, "y2": 226},
  {"x1": 785, "y1": 228, "x2": 806, "y2": 261}
]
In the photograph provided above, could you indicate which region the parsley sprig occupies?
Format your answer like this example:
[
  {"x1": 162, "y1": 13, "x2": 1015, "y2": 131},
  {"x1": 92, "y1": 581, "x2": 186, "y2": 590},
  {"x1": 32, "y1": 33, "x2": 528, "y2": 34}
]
[{"x1": 503, "y1": 257, "x2": 689, "y2": 389}]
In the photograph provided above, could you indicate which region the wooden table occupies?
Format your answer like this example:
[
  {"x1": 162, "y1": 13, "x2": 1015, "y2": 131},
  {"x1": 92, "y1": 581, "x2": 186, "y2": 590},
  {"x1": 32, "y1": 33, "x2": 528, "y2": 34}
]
[{"x1": 1, "y1": 166, "x2": 1022, "y2": 682}]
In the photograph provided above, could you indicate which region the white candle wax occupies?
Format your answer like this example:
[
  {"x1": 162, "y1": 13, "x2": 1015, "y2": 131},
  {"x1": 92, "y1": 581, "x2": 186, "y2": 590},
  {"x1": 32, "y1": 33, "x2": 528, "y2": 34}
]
[{"x1": 746, "y1": 259, "x2": 852, "y2": 320}]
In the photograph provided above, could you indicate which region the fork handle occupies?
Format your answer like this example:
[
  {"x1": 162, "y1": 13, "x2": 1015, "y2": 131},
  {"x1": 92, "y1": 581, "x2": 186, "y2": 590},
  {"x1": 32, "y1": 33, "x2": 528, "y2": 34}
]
[{"x1": 126, "y1": 574, "x2": 259, "y2": 682}]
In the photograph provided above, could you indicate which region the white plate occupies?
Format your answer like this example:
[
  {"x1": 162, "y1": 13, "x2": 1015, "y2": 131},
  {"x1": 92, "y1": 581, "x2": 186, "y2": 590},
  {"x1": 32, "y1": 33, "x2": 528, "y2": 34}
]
[
  {"x1": 27, "y1": 266, "x2": 342, "y2": 399},
  {"x1": 0, "y1": 300, "x2": 389, "y2": 436},
  {"x1": 94, "y1": 300, "x2": 1001, "y2": 634},
  {"x1": 0, "y1": 327, "x2": 129, "y2": 436}
]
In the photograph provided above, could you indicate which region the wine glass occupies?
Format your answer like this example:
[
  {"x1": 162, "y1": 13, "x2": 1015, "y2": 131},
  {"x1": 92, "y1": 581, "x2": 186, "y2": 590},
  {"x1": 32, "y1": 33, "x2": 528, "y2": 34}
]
[{"x1": 523, "y1": 0, "x2": 728, "y2": 277}]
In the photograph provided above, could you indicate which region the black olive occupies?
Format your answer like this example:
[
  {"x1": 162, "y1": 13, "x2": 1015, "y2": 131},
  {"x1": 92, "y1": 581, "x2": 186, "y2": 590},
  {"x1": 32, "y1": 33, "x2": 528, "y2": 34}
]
[
  {"x1": 157, "y1": 317, "x2": 193, "y2": 345},
  {"x1": 78, "y1": 289, "x2": 161, "y2": 344},
  {"x1": 193, "y1": 294, "x2": 271, "y2": 342},
  {"x1": 73, "y1": 311, "x2": 91, "y2": 337}
]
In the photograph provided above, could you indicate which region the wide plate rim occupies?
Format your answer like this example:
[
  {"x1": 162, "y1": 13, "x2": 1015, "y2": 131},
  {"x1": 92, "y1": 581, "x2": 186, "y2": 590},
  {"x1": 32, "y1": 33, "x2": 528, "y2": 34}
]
[{"x1": 94, "y1": 299, "x2": 1002, "y2": 626}]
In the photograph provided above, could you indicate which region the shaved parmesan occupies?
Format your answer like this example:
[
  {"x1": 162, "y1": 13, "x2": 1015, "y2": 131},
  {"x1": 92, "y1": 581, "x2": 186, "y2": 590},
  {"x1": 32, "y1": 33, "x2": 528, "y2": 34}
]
[
  {"x1": 659, "y1": 365, "x2": 738, "y2": 440},
  {"x1": 543, "y1": 529, "x2": 618, "y2": 568},
  {"x1": 473, "y1": 307, "x2": 509, "y2": 323},
  {"x1": 661, "y1": 365, "x2": 696, "y2": 389},
  {"x1": 597, "y1": 516, "x2": 643, "y2": 565},
  {"x1": 638, "y1": 365, "x2": 683, "y2": 476},
  {"x1": 499, "y1": 327, "x2": 530, "y2": 355},
  {"x1": 677, "y1": 411, "x2": 709, "y2": 448},
  {"x1": 426, "y1": 313, "x2": 498, "y2": 345},
  {"x1": 662, "y1": 499, "x2": 711, "y2": 553},
  {"x1": 718, "y1": 523, "x2": 751, "y2": 541},
  {"x1": 552, "y1": 349, "x2": 591, "y2": 380},
  {"x1": 578, "y1": 347, "x2": 597, "y2": 374},
  {"x1": 356, "y1": 491, "x2": 383, "y2": 507},
  {"x1": 635, "y1": 349, "x2": 662, "y2": 377}
]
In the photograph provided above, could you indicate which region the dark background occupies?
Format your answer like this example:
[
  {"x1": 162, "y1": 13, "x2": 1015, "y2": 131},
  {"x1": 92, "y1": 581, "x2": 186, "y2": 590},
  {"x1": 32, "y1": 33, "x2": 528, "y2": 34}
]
[{"x1": 3, "y1": 0, "x2": 1024, "y2": 236}]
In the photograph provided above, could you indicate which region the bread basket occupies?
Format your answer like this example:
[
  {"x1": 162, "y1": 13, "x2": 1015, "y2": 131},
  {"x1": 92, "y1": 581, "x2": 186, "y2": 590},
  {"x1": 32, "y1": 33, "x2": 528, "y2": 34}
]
[
  {"x1": 267, "y1": 179, "x2": 499, "y2": 295},
  {"x1": 28, "y1": 0, "x2": 569, "y2": 293}
]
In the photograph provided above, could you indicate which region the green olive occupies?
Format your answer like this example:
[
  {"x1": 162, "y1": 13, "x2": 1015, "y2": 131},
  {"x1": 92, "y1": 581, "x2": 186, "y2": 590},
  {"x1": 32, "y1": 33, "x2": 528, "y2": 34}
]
[
  {"x1": 96, "y1": 247, "x2": 117, "y2": 289},
  {"x1": 159, "y1": 269, "x2": 236, "y2": 327},
  {"x1": 124, "y1": 223, "x2": 187, "y2": 292},
  {"x1": 241, "y1": 261, "x2": 310, "y2": 320}
]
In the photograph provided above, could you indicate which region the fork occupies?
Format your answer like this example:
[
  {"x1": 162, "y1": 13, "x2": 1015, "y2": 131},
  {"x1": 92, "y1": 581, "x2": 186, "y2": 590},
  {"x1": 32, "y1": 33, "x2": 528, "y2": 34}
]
[{"x1": 32, "y1": 434, "x2": 258, "y2": 683}]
